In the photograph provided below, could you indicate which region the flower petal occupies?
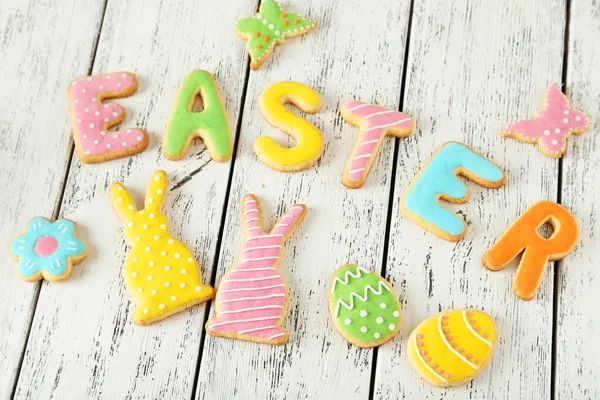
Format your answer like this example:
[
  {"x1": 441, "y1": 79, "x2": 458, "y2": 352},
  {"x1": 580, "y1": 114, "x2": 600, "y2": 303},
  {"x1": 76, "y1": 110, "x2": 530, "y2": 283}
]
[
  {"x1": 17, "y1": 256, "x2": 41, "y2": 277},
  {"x1": 60, "y1": 237, "x2": 87, "y2": 258},
  {"x1": 27, "y1": 217, "x2": 51, "y2": 233},
  {"x1": 10, "y1": 234, "x2": 34, "y2": 257},
  {"x1": 52, "y1": 219, "x2": 76, "y2": 237},
  {"x1": 42, "y1": 256, "x2": 68, "y2": 276}
]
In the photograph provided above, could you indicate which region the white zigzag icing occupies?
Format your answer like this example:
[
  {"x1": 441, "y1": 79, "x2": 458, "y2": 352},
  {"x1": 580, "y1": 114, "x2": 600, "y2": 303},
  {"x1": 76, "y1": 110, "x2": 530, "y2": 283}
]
[
  {"x1": 334, "y1": 280, "x2": 391, "y2": 318},
  {"x1": 331, "y1": 266, "x2": 371, "y2": 294}
]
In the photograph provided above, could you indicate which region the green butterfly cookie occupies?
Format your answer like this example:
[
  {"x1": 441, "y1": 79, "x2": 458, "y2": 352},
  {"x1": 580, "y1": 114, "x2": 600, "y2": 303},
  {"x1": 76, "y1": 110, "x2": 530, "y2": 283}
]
[
  {"x1": 328, "y1": 265, "x2": 402, "y2": 348},
  {"x1": 235, "y1": 1, "x2": 317, "y2": 70}
]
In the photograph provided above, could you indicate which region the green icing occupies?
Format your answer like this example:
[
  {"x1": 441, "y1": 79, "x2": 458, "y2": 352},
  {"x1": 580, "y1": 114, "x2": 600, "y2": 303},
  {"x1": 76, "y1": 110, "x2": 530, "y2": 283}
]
[
  {"x1": 236, "y1": 1, "x2": 316, "y2": 65},
  {"x1": 330, "y1": 265, "x2": 401, "y2": 344},
  {"x1": 164, "y1": 70, "x2": 231, "y2": 159}
]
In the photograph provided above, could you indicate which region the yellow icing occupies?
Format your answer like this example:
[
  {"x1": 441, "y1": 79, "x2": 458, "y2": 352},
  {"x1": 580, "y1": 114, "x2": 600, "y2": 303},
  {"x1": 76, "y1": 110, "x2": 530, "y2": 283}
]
[
  {"x1": 110, "y1": 170, "x2": 213, "y2": 324},
  {"x1": 410, "y1": 309, "x2": 495, "y2": 386},
  {"x1": 256, "y1": 81, "x2": 323, "y2": 169}
]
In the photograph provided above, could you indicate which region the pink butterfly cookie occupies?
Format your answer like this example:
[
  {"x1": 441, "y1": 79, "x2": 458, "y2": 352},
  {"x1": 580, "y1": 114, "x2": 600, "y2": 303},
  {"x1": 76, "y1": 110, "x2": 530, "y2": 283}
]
[{"x1": 502, "y1": 84, "x2": 589, "y2": 157}]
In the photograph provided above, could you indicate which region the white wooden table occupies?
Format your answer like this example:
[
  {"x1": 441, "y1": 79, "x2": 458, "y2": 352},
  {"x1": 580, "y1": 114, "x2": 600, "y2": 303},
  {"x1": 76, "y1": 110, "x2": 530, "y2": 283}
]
[{"x1": 1, "y1": 0, "x2": 598, "y2": 398}]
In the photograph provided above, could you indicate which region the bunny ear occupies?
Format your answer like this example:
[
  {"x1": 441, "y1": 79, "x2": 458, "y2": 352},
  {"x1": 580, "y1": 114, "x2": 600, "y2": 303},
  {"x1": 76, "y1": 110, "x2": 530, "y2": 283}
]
[
  {"x1": 110, "y1": 182, "x2": 137, "y2": 221},
  {"x1": 271, "y1": 203, "x2": 306, "y2": 241},
  {"x1": 241, "y1": 194, "x2": 264, "y2": 237},
  {"x1": 145, "y1": 170, "x2": 167, "y2": 210}
]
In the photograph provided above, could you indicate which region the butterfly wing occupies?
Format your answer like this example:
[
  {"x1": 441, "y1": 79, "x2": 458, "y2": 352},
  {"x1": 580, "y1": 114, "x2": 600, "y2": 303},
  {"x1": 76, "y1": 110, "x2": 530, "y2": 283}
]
[
  {"x1": 279, "y1": 11, "x2": 317, "y2": 37},
  {"x1": 236, "y1": 16, "x2": 277, "y2": 69}
]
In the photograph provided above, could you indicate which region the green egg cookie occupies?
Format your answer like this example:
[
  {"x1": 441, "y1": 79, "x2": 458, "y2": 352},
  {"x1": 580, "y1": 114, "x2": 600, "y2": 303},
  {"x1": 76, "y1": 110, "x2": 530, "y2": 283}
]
[{"x1": 328, "y1": 264, "x2": 402, "y2": 348}]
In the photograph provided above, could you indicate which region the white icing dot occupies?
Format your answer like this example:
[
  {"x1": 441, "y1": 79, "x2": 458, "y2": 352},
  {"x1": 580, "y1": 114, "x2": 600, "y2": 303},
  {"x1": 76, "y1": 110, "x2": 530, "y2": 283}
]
[
  {"x1": 117, "y1": 82, "x2": 122, "y2": 87},
  {"x1": 128, "y1": 221, "x2": 134, "y2": 227},
  {"x1": 171, "y1": 296, "x2": 177, "y2": 301},
  {"x1": 154, "y1": 175, "x2": 161, "y2": 181},
  {"x1": 262, "y1": 19, "x2": 267, "y2": 24},
  {"x1": 164, "y1": 282, "x2": 171, "y2": 287},
  {"x1": 93, "y1": 140, "x2": 99, "y2": 144},
  {"x1": 147, "y1": 198, "x2": 154, "y2": 204},
  {"x1": 552, "y1": 140, "x2": 558, "y2": 145},
  {"x1": 113, "y1": 112, "x2": 118, "y2": 117},
  {"x1": 122, "y1": 73, "x2": 127, "y2": 77},
  {"x1": 256, "y1": 13, "x2": 262, "y2": 18},
  {"x1": 149, "y1": 261, "x2": 155, "y2": 267},
  {"x1": 106, "y1": 75, "x2": 111, "y2": 79},
  {"x1": 380, "y1": 303, "x2": 387, "y2": 309},
  {"x1": 180, "y1": 283, "x2": 186, "y2": 288},
  {"x1": 187, "y1": 257, "x2": 193, "y2": 262},
  {"x1": 149, "y1": 213, "x2": 155, "y2": 219},
  {"x1": 165, "y1": 266, "x2": 171, "y2": 271},
  {"x1": 89, "y1": 123, "x2": 95, "y2": 128},
  {"x1": 157, "y1": 189, "x2": 163, "y2": 194},
  {"x1": 77, "y1": 119, "x2": 81, "y2": 123},
  {"x1": 91, "y1": 97, "x2": 96, "y2": 102},
  {"x1": 138, "y1": 288, "x2": 143, "y2": 292},
  {"x1": 564, "y1": 110, "x2": 570, "y2": 115},
  {"x1": 376, "y1": 317, "x2": 384, "y2": 324},
  {"x1": 128, "y1": 205, "x2": 134, "y2": 210},
  {"x1": 159, "y1": 304, "x2": 165, "y2": 310},
  {"x1": 132, "y1": 256, "x2": 137, "y2": 262},
  {"x1": 268, "y1": 24, "x2": 274, "y2": 29},
  {"x1": 85, "y1": 150, "x2": 91, "y2": 155},
  {"x1": 99, "y1": 85, "x2": 104, "y2": 89},
  {"x1": 555, "y1": 128, "x2": 561, "y2": 133},
  {"x1": 85, "y1": 108, "x2": 89, "y2": 112},
  {"x1": 576, "y1": 116, "x2": 582, "y2": 121},
  {"x1": 82, "y1": 88, "x2": 86, "y2": 93},
  {"x1": 151, "y1": 290, "x2": 157, "y2": 295},
  {"x1": 544, "y1": 130, "x2": 551, "y2": 136},
  {"x1": 275, "y1": 30, "x2": 280, "y2": 35},
  {"x1": 147, "y1": 276, "x2": 153, "y2": 281},
  {"x1": 180, "y1": 269, "x2": 187, "y2": 275},
  {"x1": 104, "y1": 117, "x2": 109, "y2": 123},
  {"x1": 137, "y1": 136, "x2": 143, "y2": 142},
  {"x1": 127, "y1": 129, "x2": 132, "y2": 133},
  {"x1": 83, "y1": 135, "x2": 87, "y2": 139},
  {"x1": 135, "y1": 236, "x2": 140, "y2": 242},
  {"x1": 160, "y1": 224, "x2": 167, "y2": 230},
  {"x1": 168, "y1": 239, "x2": 174, "y2": 245},
  {"x1": 113, "y1": 134, "x2": 119, "y2": 139},
  {"x1": 195, "y1": 286, "x2": 201, "y2": 292},
  {"x1": 344, "y1": 318, "x2": 352, "y2": 325},
  {"x1": 361, "y1": 326, "x2": 368, "y2": 333},
  {"x1": 563, "y1": 118, "x2": 569, "y2": 123},
  {"x1": 393, "y1": 311, "x2": 400, "y2": 317},
  {"x1": 389, "y1": 324, "x2": 396, "y2": 330},
  {"x1": 144, "y1": 309, "x2": 149, "y2": 314},
  {"x1": 94, "y1": 111, "x2": 100, "y2": 116},
  {"x1": 154, "y1": 235, "x2": 160, "y2": 240},
  {"x1": 374, "y1": 332, "x2": 381, "y2": 339},
  {"x1": 143, "y1": 224, "x2": 149, "y2": 230},
  {"x1": 138, "y1": 211, "x2": 143, "y2": 215},
  {"x1": 131, "y1": 272, "x2": 138, "y2": 277},
  {"x1": 145, "y1": 246, "x2": 151, "y2": 252},
  {"x1": 87, "y1": 77, "x2": 92, "y2": 82},
  {"x1": 117, "y1": 186, "x2": 122, "y2": 191},
  {"x1": 161, "y1": 251, "x2": 167, "y2": 256},
  {"x1": 74, "y1": 99, "x2": 79, "y2": 104},
  {"x1": 174, "y1": 253, "x2": 181, "y2": 259},
  {"x1": 117, "y1": 197, "x2": 123, "y2": 203},
  {"x1": 122, "y1": 142, "x2": 127, "y2": 147},
  {"x1": 106, "y1": 144, "x2": 111, "y2": 148},
  {"x1": 359, "y1": 310, "x2": 368, "y2": 318}
]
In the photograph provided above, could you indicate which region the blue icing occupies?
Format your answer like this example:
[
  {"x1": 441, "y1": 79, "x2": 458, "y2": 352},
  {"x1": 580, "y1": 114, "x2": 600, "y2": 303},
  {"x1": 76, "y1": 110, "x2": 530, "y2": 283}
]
[
  {"x1": 403, "y1": 142, "x2": 504, "y2": 236},
  {"x1": 10, "y1": 217, "x2": 86, "y2": 278}
]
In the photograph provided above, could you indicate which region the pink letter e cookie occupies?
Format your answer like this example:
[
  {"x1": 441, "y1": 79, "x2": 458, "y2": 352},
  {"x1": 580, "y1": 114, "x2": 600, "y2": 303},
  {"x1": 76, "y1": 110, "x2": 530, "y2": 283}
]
[{"x1": 68, "y1": 72, "x2": 149, "y2": 163}]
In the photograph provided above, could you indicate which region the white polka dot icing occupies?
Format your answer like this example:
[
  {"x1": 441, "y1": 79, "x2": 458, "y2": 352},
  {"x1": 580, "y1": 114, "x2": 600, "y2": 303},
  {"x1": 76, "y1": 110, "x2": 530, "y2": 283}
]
[{"x1": 329, "y1": 265, "x2": 402, "y2": 347}]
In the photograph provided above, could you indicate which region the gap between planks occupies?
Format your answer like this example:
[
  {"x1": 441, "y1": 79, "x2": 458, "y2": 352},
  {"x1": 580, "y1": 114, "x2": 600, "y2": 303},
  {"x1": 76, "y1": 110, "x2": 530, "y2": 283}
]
[{"x1": 8, "y1": 1, "x2": 110, "y2": 398}]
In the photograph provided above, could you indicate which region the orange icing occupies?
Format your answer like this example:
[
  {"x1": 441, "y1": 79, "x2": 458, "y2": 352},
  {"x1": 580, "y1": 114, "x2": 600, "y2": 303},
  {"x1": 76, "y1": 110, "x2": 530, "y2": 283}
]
[
  {"x1": 263, "y1": 35, "x2": 270, "y2": 42},
  {"x1": 257, "y1": 44, "x2": 263, "y2": 50},
  {"x1": 282, "y1": 21, "x2": 289, "y2": 27},
  {"x1": 483, "y1": 201, "x2": 579, "y2": 300},
  {"x1": 293, "y1": 19, "x2": 299, "y2": 24},
  {"x1": 253, "y1": 32, "x2": 260, "y2": 38},
  {"x1": 281, "y1": 13, "x2": 287, "y2": 17}
]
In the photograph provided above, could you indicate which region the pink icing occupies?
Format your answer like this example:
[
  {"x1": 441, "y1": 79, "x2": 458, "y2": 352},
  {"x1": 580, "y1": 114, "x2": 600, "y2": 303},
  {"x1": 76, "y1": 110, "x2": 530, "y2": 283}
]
[
  {"x1": 503, "y1": 84, "x2": 588, "y2": 155},
  {"x1": 69, "y1": 73, "x2": 146, "y2": 158},
  {"x1": 208, "y1": 195, "x2": 305, "y2": 341},
  {"x1": 34, "y1": 236, "x2": 58, "y2": 257},
  {"x1": 343, "y1": 100, "x2": 413, "y2": 182}
]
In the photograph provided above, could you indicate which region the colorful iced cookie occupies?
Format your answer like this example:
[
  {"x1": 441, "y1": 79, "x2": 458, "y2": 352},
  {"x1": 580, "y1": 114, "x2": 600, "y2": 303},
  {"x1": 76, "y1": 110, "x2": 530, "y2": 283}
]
[
  {"x1": 328, "y1": 265, "x2": 402, "y2": 348},
  {"x1": 340, "y1": 100, "x2": 414, "y2": 188},
  {"x1": 236, "y1": 0, "x2": 317, "y2": 70},
  {"x1": 400, "y1": 142, "x2": 506, "y2": 241},
  {"x1": 502, "y1": 83, "x2": 589, "y2": 157},
  {"x1": 407, "y1": 309, "x2": 496, "y2": 388},
  {"x1": 68, "y1": 72, "x2": 149, "y2": 163},
  {"x1": 163, "y1": 70, "x2": 233, "y2": 162},
  {"x1": 483, "y1": 201, "x2": 579, "y2": 300},
  {"x1": 10, "y1": 217, "x2": 88, "y2": 282},
  {"x1": 109, "y1": 170, "x2": 214, "y2": 325},
  {"x1": 206, "y1": 194, "x2": 306, "y2": 345},
  {"x1": 256, "y1": 82, "x2": 323, "y2": 172}
]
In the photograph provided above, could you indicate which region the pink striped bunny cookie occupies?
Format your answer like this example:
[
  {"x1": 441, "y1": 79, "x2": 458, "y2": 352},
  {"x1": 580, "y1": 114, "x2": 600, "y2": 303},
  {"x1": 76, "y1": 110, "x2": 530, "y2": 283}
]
[
  {"x1": 206, "y1": 194, "x2": 306, "y2": 345},
  {"x1": 340, "y1": 100, "x2": 414, "y2": 188}
]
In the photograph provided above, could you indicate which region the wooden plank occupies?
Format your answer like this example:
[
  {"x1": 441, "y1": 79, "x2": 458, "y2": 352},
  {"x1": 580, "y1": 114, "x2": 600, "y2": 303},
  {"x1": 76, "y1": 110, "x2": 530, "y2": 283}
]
[
  {"x1": 0, "y1": 0, "x2": 105, "y2": 397},
  {"x1": 13, "y1": 0, "x2": 256, "y2": 398},
  {"x1": 196, "y1": 0, "x2": 411, "y2": 398},
  {"x1": 374, "y1": 0, "x2": 566, "y2": 398},
  {"x1": 555, "y1": 0, "x2": 600, "y2": 398}
]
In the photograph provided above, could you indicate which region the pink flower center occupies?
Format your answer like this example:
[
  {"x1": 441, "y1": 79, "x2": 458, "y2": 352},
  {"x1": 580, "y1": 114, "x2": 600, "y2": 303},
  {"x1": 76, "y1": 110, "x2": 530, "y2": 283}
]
[{"x1": 34, "y1": 236, "x2": 59, "y2": 257}]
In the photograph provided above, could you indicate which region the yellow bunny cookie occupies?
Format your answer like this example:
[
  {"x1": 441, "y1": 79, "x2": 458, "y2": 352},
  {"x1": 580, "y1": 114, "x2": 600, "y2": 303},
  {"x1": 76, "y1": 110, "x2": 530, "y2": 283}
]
[{"x1": 109, "y1": 170, "x2": 214, "y2": 325}]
